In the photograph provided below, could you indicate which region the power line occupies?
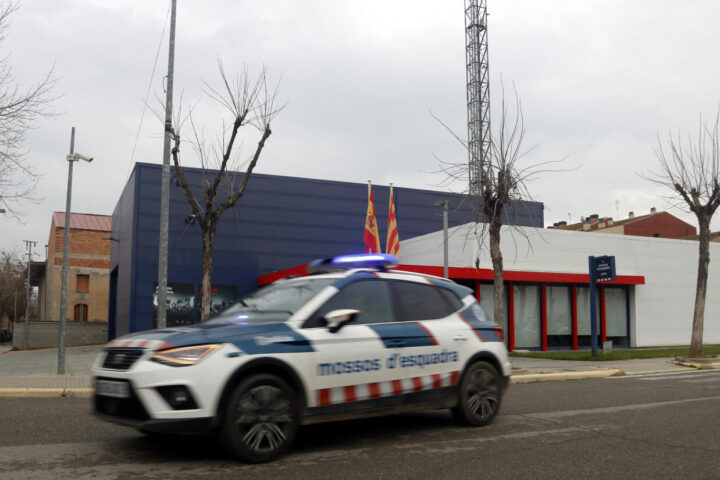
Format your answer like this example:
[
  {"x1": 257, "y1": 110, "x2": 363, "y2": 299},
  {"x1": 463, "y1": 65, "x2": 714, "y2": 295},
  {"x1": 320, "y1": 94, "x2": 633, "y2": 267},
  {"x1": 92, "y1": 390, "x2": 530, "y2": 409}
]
[{"x1": 125, "y1": 2, "x2": 173, "y2": 182}]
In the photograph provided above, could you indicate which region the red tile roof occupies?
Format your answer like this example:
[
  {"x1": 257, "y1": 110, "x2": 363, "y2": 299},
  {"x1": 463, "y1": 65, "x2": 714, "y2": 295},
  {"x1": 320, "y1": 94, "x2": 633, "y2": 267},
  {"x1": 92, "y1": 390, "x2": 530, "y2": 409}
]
[{"x1": 52, "y1": 212, "x2": 112, "y2": 232}]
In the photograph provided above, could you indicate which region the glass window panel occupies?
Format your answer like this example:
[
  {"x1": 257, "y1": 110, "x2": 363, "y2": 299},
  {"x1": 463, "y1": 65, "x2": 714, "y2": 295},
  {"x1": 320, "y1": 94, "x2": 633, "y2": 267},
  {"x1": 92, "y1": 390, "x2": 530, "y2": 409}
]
[
  {"x1": 547, "y1": 286, "x2": 572, "y2": 348},
  {"x1": 577, "y1": 286, "x2": 601, "y2": 347},
  {"x1": 437, "y1": 288, "x2": 464, "y2": 311},
  {"x1": 605, "y1": 287, "x2": 628, "y2": 341},
  {"x1": 394, "y1": 282, "x2": 455, "y2": 321},
  {"x1": 312, "y1": 280, "x2": 394, "y2": 326},
  {"x1": 547, "y1": 286, "x2": 571, "y2": 334},
  {"x1": 514, "y1": 285, "x2": 540, "y2": 349},
  {"x1": 479, "y1": 283, "x2": 508, "y2": 332}
]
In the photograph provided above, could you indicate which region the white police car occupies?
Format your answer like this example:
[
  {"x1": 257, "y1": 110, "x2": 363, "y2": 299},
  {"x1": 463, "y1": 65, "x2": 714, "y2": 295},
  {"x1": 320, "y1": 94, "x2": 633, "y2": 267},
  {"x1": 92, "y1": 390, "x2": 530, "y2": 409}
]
[{"x1": 93, "y1": 254, "x2": 510, "y2": 463}]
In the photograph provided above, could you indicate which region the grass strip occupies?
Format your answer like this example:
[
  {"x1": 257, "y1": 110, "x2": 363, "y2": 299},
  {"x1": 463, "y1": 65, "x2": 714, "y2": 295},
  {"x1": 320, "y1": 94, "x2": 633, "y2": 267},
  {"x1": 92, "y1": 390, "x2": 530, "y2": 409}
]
[{"x1": 510, "y1": 345, "x2": 720, "y2": 361}]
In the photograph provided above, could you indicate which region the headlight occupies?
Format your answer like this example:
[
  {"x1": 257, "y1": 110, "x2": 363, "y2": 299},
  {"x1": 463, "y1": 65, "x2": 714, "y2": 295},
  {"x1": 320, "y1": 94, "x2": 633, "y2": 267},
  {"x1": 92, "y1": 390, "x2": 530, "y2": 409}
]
[{"x1": 151, "y1": 344, "x2": 222, "y2": 367}]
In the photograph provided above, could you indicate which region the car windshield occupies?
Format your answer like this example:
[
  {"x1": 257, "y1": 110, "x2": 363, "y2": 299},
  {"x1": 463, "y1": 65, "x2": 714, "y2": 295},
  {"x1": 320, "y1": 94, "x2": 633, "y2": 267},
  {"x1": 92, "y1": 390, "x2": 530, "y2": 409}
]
[{"x1": 208, "y1": 278, "x2": 335, "y2": 323}]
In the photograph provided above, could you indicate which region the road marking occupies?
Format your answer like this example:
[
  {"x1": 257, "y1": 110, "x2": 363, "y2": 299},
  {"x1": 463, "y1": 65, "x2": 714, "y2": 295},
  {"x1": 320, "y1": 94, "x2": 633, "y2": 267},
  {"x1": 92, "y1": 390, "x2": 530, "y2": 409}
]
[
  {"x1": 683, "y1": 377, "x2": 720, "y2": 384},
  {"x1": 610, "y1": 370, "x2": 720, "y2": 380},
  {"x1": 523, "y1": 395, "x2": 720, "y2": 420}
]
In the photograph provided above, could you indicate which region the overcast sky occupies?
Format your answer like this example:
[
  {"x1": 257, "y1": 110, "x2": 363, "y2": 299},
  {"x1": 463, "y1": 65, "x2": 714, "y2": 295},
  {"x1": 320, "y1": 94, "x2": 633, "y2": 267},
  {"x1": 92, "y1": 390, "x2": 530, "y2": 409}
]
[{"x1": 2, "y1": 0, "x2": 720, "y2": 259}]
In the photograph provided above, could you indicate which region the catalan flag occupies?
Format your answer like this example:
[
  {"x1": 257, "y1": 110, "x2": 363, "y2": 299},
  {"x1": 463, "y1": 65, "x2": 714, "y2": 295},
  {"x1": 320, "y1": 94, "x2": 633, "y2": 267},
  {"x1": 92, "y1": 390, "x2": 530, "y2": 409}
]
[
  {"x1": 386, "y1": 184, "x2": 400, "y2": 258},
  {"x1": 363, "y1": 181, "x2": 381, "y2": 253}
]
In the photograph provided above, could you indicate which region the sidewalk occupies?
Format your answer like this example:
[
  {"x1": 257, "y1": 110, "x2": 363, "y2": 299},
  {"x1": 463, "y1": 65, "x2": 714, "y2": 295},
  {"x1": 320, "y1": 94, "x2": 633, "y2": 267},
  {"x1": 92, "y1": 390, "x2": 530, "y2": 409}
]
[
  {"x1": 0, "y1": 344, "x2": 100, "y2": 394},
  {"x1": 509, "y1": 355, "x2": 696, "y2": 383},
  {"x1": 0, "y1": 343, "x2": 712, "y2": 396}
]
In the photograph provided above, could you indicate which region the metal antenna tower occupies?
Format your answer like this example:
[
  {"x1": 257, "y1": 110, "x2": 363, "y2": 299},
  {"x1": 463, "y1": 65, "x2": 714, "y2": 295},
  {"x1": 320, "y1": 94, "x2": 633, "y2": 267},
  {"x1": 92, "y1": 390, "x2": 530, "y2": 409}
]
[{"x1": 464, "y1": 0, "x2": 491, "y2": 196}]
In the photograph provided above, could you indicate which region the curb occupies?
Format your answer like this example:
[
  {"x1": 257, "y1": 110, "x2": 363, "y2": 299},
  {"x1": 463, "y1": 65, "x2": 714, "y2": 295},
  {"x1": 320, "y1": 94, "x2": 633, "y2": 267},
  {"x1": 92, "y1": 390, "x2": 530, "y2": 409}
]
[
  {"x1": 510, "y1": 368, "x2": 625, "y2": 384},
  {"x1": 0, "y1": 388, "x2": 94, "y2": 398},
  {"x1": 673, "y1": 361, "x2": 720, "y2": 370}
]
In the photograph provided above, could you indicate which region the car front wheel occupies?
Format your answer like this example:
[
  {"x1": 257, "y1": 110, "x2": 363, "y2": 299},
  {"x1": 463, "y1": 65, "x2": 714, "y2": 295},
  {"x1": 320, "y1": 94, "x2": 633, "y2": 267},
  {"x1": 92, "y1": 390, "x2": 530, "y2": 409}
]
[
  {"x1": 452, "y1": 360, "x2": 502, "y2": 426},
  {"x1": 221, "y1": 374, "x2": 299, "y2": 463}
]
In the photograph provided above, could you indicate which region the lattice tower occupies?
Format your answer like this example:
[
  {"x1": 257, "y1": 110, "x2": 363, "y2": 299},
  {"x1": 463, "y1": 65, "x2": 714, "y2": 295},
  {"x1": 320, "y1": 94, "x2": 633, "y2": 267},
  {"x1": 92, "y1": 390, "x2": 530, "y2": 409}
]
[{"x1": 464, "y1": 0, "x2": 491, "y2": 196}]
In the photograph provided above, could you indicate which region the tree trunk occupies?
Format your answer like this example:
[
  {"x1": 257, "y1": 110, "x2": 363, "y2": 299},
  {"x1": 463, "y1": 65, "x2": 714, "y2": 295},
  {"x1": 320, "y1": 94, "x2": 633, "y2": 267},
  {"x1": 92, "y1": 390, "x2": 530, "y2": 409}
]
[
  {"x1": 689, "y1": 215, "x2": 711, "y2": 358},
  {"x1": 489, "y1": 219, "x2": 505, "y2": 329},
  {"x1": 200, "y1": 224, "x2": 216, "y2": 323}
]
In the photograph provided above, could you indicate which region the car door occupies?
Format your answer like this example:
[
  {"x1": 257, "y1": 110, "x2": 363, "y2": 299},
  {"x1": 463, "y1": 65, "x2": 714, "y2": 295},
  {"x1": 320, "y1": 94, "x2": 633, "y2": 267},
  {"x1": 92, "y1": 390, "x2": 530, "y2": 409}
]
[
  {"x1": 300, "y1": 279, "x2": 403, "y2": 413},
  {"x1": 388, "y1": 280, "x2": 465, "y2": 390}
]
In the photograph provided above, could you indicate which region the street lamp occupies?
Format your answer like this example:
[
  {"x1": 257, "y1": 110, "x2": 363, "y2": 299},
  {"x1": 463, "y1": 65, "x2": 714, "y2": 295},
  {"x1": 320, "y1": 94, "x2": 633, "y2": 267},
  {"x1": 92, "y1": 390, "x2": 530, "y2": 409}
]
[
  {"x1": 58, "y1": 127, "x2": 93, "y2": 375},
  {"x1": 433, "y1": 200, "x2": 449, "y2": 278}
]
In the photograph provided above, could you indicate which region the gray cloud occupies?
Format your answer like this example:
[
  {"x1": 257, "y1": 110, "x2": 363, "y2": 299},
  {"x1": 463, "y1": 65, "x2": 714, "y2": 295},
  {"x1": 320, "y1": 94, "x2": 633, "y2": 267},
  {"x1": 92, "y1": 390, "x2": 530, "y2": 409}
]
[{"x1": 2, "y1": 0, "x2": 720, "y2": 256}]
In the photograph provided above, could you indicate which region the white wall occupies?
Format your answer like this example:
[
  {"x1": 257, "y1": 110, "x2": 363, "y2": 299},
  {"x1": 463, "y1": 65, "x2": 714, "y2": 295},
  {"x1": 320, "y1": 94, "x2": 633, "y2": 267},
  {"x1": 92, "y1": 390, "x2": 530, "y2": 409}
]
[{"x1": 401, "y1": 225, "x2": 720, "y2": 347}]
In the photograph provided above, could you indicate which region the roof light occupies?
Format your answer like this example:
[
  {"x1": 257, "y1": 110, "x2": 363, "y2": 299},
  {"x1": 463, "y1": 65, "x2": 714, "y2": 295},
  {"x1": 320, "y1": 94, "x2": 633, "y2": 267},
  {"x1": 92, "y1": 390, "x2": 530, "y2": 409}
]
[{"x1": 307, "y1": 253, "x2": 398, "y2": 274}]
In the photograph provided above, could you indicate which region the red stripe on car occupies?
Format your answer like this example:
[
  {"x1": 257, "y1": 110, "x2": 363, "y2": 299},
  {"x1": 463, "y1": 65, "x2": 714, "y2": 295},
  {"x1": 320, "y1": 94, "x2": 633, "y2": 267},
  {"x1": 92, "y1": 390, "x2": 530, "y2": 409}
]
[
  {"x1": 369, "y1": 382, "x2": 381, "y2": 399},
  {"x1": 415, "y1": 322, "x2": 438, "y2": 345},
  {"x1": 457, "y1": 313, "x2": 485, "y2": 341},
  {"x1": 318, "y1": 389, "x2": 331, "y2": 406},
  {"x1": 344, "y1": 385, "x2": 357, "y2": 403}
]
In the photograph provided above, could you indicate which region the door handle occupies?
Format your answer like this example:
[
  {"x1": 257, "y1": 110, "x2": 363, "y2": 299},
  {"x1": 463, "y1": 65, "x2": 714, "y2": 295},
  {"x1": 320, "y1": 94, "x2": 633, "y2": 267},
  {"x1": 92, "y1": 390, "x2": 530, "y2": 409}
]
[
  {"x1": 453, "y1": 334, "x2": 467, "y2": 341},
  {"x1": 386, "y1": 339, "x2": 406, "y2": 348}
]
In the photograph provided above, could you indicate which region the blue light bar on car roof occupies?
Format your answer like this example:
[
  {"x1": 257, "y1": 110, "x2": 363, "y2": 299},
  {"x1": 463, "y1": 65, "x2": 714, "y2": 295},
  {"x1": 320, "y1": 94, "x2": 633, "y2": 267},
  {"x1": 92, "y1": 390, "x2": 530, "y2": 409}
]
[{"x1": 307, "y1": 253, "x2": 398, "y2": 274}]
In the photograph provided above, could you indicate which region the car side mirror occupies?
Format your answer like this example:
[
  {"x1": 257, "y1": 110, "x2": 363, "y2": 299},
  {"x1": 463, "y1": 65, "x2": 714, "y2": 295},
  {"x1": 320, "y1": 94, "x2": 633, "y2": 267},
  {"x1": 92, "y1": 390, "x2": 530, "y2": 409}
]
[{"x1": 324, "y1": 309, "x2": 360, "y2": 333}]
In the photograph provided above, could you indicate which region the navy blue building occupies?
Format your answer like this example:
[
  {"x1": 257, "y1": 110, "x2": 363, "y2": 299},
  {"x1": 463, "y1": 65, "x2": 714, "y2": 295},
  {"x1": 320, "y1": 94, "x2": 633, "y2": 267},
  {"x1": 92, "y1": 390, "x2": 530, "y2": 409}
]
[{"x1": 109, "y1": 162, "x2": 543, "y2": 338}]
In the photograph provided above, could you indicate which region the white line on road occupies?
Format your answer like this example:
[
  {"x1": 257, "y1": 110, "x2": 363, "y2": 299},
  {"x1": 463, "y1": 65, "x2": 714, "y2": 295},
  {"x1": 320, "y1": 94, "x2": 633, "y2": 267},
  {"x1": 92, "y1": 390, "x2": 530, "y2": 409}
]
[
  {"x1": 523, "y1": 395, "x2": 720, "y2": 420},
  {"x1": 609, "y1": 370, "x2": 720, "y2": 380}
]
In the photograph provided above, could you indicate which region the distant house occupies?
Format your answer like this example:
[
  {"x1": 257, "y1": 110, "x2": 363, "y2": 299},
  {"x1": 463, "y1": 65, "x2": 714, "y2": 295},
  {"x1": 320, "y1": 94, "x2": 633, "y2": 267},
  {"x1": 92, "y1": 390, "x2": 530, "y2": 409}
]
[
  {"x1": 681, "y1": 231, "x2": 720, "y2": 243},
  {"x1": 37, "y1": 212, "x2": 112, "y2": 323},
  {"x1": 548, "y1": 208, "x2": 697, "y2": 239}
]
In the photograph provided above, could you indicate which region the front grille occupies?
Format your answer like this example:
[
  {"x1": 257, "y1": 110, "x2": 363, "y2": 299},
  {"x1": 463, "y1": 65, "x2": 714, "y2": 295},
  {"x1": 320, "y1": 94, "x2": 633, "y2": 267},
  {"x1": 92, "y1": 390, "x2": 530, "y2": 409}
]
[
  {"x1": 102, "y1": 348, "x2": 144, "y2": 370},
  {"x1": 94, "y1": 378, "x2": 149, "y2": 421}
]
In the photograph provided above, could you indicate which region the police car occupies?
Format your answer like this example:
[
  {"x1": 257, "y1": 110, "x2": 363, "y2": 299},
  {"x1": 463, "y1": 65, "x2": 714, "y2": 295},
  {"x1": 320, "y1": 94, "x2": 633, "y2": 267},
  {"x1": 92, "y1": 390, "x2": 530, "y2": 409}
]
[{"x1": 92, "y1": 254, "x2": 510, "y2": 463}]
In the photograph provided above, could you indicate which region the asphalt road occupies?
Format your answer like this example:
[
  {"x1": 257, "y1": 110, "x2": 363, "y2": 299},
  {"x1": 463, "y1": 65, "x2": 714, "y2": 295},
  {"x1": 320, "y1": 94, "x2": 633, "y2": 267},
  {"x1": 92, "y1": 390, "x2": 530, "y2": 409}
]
[{"x1": 2, "y1": 370, "x2": 720, "y2": 479}]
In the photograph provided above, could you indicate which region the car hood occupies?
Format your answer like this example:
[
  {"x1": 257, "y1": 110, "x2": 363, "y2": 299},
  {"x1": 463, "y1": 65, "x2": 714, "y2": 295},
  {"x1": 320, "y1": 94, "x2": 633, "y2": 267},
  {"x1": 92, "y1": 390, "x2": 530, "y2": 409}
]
[{"x1": 106, "y1": 321, "x2": 314, "y2": 354}]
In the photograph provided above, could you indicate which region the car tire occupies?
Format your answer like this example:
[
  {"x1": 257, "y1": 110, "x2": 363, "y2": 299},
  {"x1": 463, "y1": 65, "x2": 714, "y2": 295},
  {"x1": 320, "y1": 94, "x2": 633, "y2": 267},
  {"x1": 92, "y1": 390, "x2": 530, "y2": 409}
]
[
  {"x1": 221, "y1": 373, "x2": 299, "y2": 463},
  {"x1": 452, "y1": 361, "x2": 502, "y2": 426}
]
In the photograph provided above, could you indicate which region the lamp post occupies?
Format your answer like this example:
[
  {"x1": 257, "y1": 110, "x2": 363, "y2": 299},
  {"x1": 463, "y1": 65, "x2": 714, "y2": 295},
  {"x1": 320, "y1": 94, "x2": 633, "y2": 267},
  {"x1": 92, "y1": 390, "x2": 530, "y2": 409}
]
[
  {"x1": 58, "y1": 127, "x2": 93, "y2": 375},
  {"x1": 433, "y1": 200, "x2": 449, "y2": 278}
]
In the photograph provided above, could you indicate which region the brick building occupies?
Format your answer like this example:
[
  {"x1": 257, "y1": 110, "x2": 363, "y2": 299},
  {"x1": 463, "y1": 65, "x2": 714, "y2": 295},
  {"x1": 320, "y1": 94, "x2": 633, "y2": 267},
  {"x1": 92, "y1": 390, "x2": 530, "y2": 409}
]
[
  {"x1": 548, "y1": 208, "x2": 697, "y2": 239},
  {"x1": 37, "y1": 212, "x2": 112, "y2": 323}
]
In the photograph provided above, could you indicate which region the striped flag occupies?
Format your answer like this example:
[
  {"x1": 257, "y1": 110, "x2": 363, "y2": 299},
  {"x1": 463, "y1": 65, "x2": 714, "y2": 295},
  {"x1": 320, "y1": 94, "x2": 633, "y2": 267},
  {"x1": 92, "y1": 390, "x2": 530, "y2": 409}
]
[
  {"x1": 386, "y1": 184, "x2": 400, "y2": 257},
  {"x1": 363, "y1": 181, "x2": 381, "y2": 253}
]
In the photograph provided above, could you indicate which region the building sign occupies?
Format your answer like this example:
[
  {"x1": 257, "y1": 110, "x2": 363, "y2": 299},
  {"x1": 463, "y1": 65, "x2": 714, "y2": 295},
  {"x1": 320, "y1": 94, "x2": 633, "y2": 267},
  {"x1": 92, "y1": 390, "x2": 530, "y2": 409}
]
[
  {"x1": 593, "y1": 255, "x2": 616, "y2": 283},
  {"x1": 588, "y1": 255, "x2": 617, "y2": 356}
]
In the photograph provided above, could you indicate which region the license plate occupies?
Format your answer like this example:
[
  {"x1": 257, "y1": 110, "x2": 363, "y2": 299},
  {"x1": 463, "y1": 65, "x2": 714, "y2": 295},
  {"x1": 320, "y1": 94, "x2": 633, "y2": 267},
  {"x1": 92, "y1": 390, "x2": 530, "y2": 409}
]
[{"x1": 96, "y1": 379, "x2": 130, "y2": 398}]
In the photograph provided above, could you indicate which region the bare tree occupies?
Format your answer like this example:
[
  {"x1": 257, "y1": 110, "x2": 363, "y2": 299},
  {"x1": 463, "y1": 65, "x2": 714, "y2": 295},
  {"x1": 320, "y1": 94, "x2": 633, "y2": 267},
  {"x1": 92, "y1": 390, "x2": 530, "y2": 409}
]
[
  {"x1": 169, "y1": 63, "x2": 281, "y2": 322},
  {"x1": 642, "y1": 111, "x2": 720, "y2": 358},
  {"x1": 435, "y1": 88, "x2": 558, "y2": 330},
  {"x1": 0, "y1": 1, "x2": 56, "y2": 219},
  {"x1": 0, "y1": 249, "x2": 26, "y2": 322}
]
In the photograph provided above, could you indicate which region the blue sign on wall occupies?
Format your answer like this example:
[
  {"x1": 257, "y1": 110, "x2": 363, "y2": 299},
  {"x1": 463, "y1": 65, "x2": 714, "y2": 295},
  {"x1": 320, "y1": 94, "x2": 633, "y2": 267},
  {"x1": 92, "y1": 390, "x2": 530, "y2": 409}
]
[{"x1": 594, "y1": 255, "x2": 617, "y2": 283}]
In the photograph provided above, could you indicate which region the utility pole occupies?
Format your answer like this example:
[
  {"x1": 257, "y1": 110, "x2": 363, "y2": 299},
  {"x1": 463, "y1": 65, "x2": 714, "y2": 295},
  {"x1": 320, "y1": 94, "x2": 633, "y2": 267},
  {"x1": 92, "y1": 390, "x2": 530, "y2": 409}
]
[
  {"x1": 23, "y1": 239, "x2": 36, "y2": 350},
  {"x1": 156, "y1": 0, "x2": 177, "y2": 330},
  {"x1": 58, "y1": 127, "x2": 75, "y2": 373},
  {"x1": 434, "y1": 200, "x2": 450, "y2": 278},
  {"x1": 58, "y1": 128, "x2": 93, "y2": 374}
]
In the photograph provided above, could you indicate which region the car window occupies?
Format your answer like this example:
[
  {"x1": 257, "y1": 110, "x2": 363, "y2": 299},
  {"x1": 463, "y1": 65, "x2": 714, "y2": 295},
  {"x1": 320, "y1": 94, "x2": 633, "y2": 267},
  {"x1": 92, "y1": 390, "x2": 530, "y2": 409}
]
[
  {"x1": 393, "y1": 281, "x2": 456, "y2": 321},
  {"x1": 438, "y1": 287, "x2": 464, "y2": 311},
  {"x1": 305, "y1": 280, "x2": 394, "y2": 328},
  {"x1": 210, "y1": 278, "x2": 334, "y2": 323}
]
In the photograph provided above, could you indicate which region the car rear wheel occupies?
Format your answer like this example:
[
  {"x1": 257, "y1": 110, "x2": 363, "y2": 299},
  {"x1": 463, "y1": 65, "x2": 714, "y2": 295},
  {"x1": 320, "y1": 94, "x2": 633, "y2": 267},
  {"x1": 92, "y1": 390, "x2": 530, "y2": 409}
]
[
  {"x1": 452, "y1": 361, "x2": 502, "y2": 426},
  {"x1": 221, "y1": 374, "x2": 299, "y2": 463}
]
